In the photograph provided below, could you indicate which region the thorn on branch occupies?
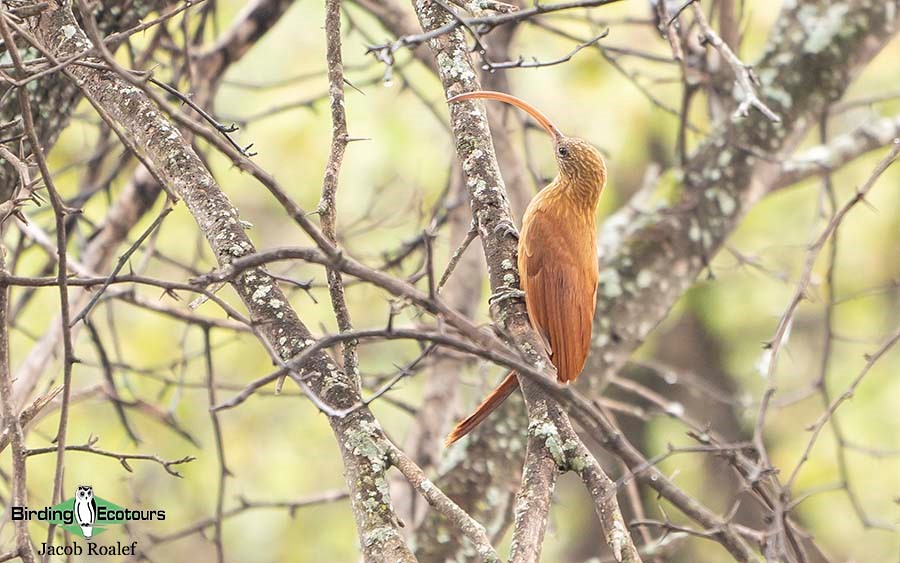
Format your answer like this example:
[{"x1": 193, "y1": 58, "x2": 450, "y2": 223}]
[{"x1": 691, "y1": 4, "x2": 781, "y2": 123}]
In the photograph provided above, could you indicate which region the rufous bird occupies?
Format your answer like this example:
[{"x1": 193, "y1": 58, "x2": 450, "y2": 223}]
[{"x1": 445, "y1": 91, "x2": 607, "y2": 445}]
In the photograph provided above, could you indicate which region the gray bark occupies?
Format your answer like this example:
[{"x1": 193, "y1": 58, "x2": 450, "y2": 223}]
[
  {"x1": 0, "y1": 0, "x2": 176, "y2": 202},
  {"x1": 19, "y1": 2, "x2": 414, "y2": 560}
]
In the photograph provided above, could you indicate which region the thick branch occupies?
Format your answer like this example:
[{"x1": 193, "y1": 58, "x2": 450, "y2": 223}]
[
  {"x1": 20, "y1": 3, "x2": 414, "y2": 560},
  {"x1": 0, "y1": 244, "x2": 34, "y2": 563},
  {"x1": 588, "y1": 0, "x2": 900, "y2": 397},
  {"x1": 0, "y1": 0, "x2": 176, "y2": 202},
  {"x1": 409, "y1": 0, "x2": 641, "y2": 561},
  {"x1": 8, "y1": 0, "x2": 297, "y2": 410},
  {"x1": 776, "y1": 113, "x2": 900, "y2": 189}
]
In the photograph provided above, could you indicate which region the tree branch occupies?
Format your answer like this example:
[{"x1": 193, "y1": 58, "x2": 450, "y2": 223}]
[
  {"x1": 409, "y1": 0, "x2": 641, "y2": 560},
  {"x1": 17, "y1": 3, "x2": 415, "y2": 559},
  {"x1": 0, "y1": 0, "x2": 177, "y2": 202}
]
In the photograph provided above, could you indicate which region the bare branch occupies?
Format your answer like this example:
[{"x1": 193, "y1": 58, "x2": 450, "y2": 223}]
[{"x1": 691, "y1": 3, "x2": 780, "y2": 122}]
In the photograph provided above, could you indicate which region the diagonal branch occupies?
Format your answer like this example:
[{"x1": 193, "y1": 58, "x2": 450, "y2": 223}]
[
  {"x1": 0, "y1": 0, "x2": 177, "y2": 203},
  {"x1": 691, "y1": 3, "x2": 780, "y2": 122},
  {"x1": 408, "y1": 0, "x2": 642, "y2": 561},
  {"x1": 15, "y1": 2, "x2": 415, "y2": 559},
  {"x1": 587, "y1": 0, "x2": 900, "y2": 407}
]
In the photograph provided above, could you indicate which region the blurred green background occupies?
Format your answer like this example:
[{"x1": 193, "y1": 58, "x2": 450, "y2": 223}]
[{"x1": 4, "y1": 0, "x2": 899, "y2": 561}]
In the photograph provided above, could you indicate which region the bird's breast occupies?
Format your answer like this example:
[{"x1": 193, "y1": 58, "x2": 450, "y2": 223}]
[{"x1": 520, "y1": 190, "x2": 597, "y2": 259}]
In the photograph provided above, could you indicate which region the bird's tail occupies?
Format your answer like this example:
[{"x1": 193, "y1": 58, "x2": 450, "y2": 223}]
[{"x1": 445, "y1": 372, "x2": 518, "y2": 446}]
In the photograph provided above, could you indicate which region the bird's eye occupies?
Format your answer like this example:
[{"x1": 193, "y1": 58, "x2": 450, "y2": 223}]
[{"x1": 557, "y1": 146, "x2": 569, "y2": 158}]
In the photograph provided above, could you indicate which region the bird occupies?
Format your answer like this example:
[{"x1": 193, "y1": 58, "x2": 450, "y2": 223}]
[
  {"x1": 74, "y1": 485, "x2": 97, "y2": 539},
  {"x1": 444, "y1": 91, "x2": 607, "y2": 446}
]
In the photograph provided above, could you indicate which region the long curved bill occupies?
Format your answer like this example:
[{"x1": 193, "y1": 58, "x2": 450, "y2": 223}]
[{"x1": 447, "y1": 91, "x2": 563, "y2": 141}]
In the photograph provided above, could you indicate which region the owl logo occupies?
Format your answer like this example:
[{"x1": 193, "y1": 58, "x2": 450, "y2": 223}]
[{"x1": 74, "y1": 485, "x2": 97, "y2": 539}]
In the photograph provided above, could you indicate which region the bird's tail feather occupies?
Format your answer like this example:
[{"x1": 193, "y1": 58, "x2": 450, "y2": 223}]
[{"x1": 445, "y1": 372, "x2": 518, "y2": 446}]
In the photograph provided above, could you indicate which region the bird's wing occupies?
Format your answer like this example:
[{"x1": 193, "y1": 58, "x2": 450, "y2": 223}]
[{"x1": 520, "y1": 209, "x2": 598, "y2": 383}]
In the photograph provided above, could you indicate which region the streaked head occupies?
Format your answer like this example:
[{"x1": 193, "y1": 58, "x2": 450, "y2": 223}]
[
  {"x1": 553, "y1": 136, "x2": 607, "y2": 190},
  {"x1": 447, "y1": 90, "x2": 606, "y2": 195}
]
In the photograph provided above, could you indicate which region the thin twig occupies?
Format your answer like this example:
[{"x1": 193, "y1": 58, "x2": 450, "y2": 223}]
[{"x1": 692, "y1": 4, "x2": 780, "y2": 122}]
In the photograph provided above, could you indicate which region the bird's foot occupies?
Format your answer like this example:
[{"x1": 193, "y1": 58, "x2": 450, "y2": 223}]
[
  {"x1": 488, "y1": 286, "x2": 525, "y2": 306},
  {"x1": 493, "y1": 218, "x2": 519, "y2": 240}
]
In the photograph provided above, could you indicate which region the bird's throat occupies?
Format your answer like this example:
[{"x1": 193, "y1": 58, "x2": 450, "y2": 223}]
[{"x1": 548, "y1": 175, "x2": 603, "y2": 216}]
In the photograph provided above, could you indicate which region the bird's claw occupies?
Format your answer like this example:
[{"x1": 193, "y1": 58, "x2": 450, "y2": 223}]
[
  {"x1": 493, "y1": 219, "x2": 519, "y2": 240},
  {"x1": 488, "y1": 286, "x2": 525, "y2": 306}
]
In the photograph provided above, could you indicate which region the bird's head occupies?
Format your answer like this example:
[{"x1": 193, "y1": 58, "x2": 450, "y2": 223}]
[
  {"x1": 447, "y1": 90, "x2": 606, "y2": 198},
  {"x1": 553, "y1": 136, "x2": 607, "y2": 191}
]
